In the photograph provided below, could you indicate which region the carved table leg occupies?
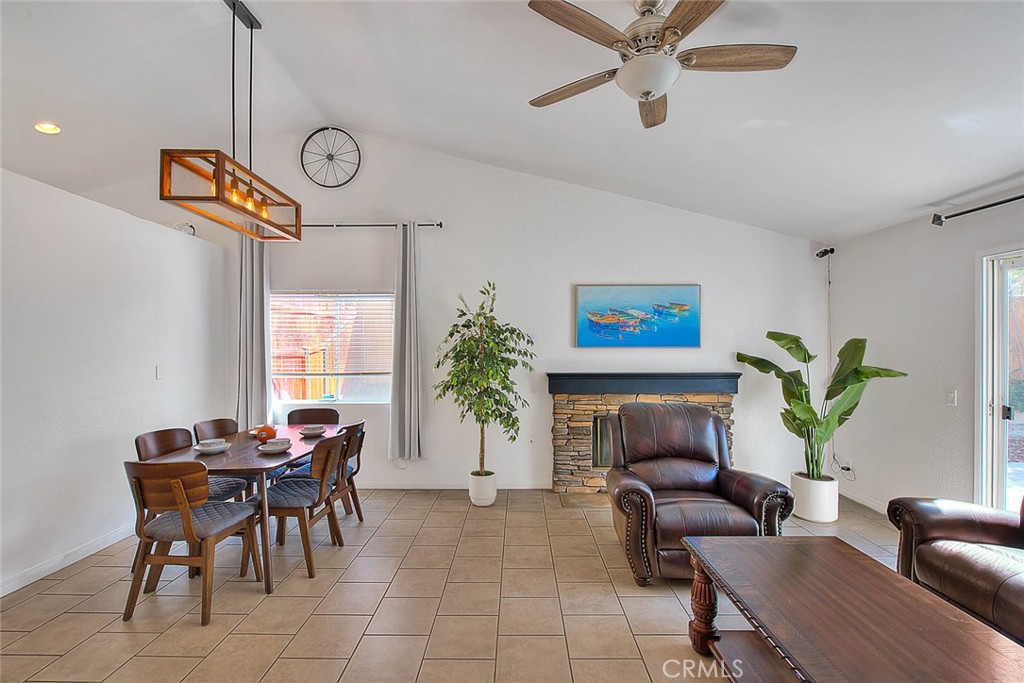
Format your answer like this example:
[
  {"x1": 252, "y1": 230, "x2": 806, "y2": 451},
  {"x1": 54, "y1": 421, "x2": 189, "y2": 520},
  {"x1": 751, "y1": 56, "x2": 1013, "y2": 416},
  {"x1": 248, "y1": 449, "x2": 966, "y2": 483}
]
[{"x1": 688, "y1": 554, "x2": 719, "y2": 656}]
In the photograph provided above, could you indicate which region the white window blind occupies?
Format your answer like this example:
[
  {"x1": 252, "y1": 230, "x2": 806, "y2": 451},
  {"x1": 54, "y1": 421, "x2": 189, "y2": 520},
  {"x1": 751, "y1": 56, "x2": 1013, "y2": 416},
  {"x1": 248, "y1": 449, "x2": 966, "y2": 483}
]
[{"x1": 269, "y1": 292, "x2": 394, "y2": 403}]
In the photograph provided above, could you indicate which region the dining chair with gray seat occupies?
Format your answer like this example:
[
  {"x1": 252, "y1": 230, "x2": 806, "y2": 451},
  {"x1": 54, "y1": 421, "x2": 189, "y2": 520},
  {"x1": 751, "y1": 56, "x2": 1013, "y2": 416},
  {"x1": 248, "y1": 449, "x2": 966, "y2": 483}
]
[
  {"x1": 283, "y1": 420, "x2": 365, "y2": 523},
  {"x1": 193, "y1": 418, "x2": 288, "y2": 484},
  {"x1": 193, "y1": 418, "x2": 240, "y2": 442},
  {"x1": 284, "y1": 407, "x2": 341, "y2": 471},
  {"x1": 288, "y1": 407, "x2": 341, "y2": 426},
  {"x1": 248, "y1": 432, "x2": 347, "y2": 578},
  {"x1": 136, "y1": 428, "x2": 248, "y2": 502},
  {"x1": 123, "y1": 460, "x2": 262, "y2": 625}
]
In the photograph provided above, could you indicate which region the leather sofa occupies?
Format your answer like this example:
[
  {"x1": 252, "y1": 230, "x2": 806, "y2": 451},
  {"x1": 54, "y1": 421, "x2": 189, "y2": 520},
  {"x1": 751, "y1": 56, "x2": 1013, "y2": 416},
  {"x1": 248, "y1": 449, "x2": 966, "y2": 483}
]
[
  {"x1": 605, "y1": 402, "x2": 795, "y2": 586},
  {"x1": 887, "y1": 497, "x2": 1024, "y2": 644}
]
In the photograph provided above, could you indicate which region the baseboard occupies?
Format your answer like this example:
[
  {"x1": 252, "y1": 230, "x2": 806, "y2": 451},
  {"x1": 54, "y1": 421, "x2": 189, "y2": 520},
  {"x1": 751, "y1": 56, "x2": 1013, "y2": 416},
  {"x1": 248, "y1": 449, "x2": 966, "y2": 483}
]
[
  {"x1": 1, "y1": 523, "x2": 135, "y2": 596},
  {"x1": 840, "y1": 489, "x2": 888, "y2": 516}
]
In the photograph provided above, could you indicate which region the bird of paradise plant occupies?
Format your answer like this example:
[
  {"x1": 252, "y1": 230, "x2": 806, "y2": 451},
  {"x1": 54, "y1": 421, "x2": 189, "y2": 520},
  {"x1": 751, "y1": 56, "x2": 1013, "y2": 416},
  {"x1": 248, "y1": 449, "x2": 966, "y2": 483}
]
[{"x1": 737, "y1": 332, "x2": 907, "y2": 480}]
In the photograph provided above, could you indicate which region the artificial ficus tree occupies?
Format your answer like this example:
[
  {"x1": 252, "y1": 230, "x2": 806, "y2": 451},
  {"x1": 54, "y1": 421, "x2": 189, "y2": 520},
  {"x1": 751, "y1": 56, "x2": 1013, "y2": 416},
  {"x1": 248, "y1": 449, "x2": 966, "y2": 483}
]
[{"x1": 434, "y1": 282, "x2": 536, "y2": 476}]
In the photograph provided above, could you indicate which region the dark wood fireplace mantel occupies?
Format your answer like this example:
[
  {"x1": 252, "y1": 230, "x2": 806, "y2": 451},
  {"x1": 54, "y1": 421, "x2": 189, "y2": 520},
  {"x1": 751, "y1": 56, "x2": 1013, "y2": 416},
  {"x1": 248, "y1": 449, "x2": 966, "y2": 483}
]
[{"x1": 546, "y1": 372, "x2": 741, "y2": 396}]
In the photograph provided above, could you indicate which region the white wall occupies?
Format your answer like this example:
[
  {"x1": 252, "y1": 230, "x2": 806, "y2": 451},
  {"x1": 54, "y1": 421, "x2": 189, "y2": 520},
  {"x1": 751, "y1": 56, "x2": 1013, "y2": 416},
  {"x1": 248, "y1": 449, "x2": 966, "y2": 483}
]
[
  {"x1": 255, "y1": 129, "x2": 828, "y2": 490},
  {"x1": 0, "y1": 169, "x2": 231, "y2": 594},
  {"x1": 831, "y1": 192, "x2": 1024, "y2": 512}
]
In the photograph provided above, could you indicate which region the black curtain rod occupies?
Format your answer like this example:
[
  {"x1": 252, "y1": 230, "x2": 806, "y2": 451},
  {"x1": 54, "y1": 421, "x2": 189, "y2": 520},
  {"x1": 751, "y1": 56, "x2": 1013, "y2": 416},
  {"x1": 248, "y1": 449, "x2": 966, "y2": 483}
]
[
  {"x1": 304, "y1": 222, "x2": 444, "y2": 230},
  {"x1": 932, "y1": 193, "x2": 1024, "y2": 226}
]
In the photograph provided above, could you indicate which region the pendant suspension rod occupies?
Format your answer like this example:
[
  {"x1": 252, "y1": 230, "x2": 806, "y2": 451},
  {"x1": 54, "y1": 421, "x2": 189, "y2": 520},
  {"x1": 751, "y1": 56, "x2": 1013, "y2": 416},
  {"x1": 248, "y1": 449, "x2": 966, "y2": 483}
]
[
  {"x1": 222, "y1": 0, "x2": 262, "y2": 30},
  {"x1": 248, "y1": 26, "x2": 254, "y2": 168},
  {"x1": 230, "y1": 1, "x2": 236, "y2": 159},
  {"x1": 223, "y1": 0, "x2": 262, "y2": 160}
]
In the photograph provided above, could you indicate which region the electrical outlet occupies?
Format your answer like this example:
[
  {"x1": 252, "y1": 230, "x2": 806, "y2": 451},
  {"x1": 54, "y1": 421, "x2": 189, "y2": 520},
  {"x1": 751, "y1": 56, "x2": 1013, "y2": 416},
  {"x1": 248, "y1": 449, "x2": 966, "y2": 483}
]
[{"x1": 945, "y1": 388, "x2": 958, "y2": 407}]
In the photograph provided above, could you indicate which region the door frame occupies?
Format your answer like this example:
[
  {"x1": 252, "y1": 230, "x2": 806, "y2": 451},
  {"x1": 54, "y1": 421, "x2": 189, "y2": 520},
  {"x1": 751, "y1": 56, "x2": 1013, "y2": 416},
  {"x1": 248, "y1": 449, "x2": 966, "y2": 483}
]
[{"x1": 976, "y1": 247, "x2": 1024, "y2": 507}]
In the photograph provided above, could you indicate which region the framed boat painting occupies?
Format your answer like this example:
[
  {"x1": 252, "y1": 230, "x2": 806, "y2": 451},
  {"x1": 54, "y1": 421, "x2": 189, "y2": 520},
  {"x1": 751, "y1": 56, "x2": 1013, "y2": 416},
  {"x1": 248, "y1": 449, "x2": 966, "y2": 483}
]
[{"x1": 575, "y1": 284, "x2": 701, "y2": 348}]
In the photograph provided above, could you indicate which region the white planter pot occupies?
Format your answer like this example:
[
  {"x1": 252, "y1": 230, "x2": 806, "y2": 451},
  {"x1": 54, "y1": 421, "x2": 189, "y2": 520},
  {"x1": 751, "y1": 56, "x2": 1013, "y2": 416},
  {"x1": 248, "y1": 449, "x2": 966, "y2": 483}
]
[
  {"x1": 468, "y1": 471, "x2": 497, "y2": 507},
  {"x1": 790, "y1": 472, "x2": 839, "y2": 523}
]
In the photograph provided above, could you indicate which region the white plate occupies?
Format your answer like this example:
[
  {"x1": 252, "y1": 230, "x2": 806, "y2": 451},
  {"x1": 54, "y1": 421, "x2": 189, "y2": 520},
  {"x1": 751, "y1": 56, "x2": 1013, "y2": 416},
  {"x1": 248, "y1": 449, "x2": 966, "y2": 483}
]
[
  {"x1": 300, "y1": 428, "x2": 326, "y2": 436},
  {"x1": 257, "y1": 443, "x2": 291, "y2": 454},
  {"x1": 194, "y1": 444, "x2": 229, "y2": 455}
]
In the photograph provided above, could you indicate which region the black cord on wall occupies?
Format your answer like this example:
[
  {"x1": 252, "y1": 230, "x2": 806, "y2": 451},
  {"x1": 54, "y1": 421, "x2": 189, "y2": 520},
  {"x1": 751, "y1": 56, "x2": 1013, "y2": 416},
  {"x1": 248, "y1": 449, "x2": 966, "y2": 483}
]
[{"x1": 820, "y1": 250, "x2": 857, "y2": 482}]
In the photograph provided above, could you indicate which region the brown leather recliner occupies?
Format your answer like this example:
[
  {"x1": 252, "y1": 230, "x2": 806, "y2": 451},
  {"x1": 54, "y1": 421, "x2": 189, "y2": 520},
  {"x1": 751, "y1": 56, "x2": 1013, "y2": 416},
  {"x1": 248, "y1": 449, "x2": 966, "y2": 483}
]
[
  {"x1": 887, "y1": 497, "x2": 1024, "y2": 644},
  {"x1": 606, "y1": 402, "x2": 795, "y2": 586}
]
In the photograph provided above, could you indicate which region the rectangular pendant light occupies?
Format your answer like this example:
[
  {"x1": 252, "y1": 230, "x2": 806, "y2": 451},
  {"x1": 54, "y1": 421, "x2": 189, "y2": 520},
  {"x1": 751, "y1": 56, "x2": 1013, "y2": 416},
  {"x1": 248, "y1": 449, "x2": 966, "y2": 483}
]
[{"x1": 160, "y1": 149, "x2": 301, "y2": 242}]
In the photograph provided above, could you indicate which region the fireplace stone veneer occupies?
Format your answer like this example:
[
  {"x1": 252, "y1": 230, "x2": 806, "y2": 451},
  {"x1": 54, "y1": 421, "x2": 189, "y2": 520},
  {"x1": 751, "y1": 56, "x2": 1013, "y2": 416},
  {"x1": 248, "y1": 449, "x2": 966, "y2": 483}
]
[{"x1": 547, "y1": 373, "x2": 740, "y2": 494}]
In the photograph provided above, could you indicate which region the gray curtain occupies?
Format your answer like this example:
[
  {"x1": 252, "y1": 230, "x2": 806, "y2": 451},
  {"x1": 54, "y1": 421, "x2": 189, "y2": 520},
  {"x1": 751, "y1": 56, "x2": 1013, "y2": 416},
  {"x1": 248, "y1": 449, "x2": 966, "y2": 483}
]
[
  {"x1": 390, "y1": 222, "x2": 423, "y2": 460},
  {"x1": 236, "y1": 235, "x2": 270, "y2": 428}
]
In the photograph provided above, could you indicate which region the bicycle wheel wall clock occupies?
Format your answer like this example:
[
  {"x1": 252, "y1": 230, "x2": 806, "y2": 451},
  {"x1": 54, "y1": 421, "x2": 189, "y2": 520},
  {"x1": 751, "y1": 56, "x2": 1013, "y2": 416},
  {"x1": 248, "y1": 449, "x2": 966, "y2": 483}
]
[{"x1": 300, "y1": 126, "x2": 361, "y2": 188}]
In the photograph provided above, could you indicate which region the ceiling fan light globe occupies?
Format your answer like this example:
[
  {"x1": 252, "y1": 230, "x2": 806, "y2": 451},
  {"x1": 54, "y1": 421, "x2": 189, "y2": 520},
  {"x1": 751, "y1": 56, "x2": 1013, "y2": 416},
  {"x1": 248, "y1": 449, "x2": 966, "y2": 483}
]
[{"x1": 614, "y1": 54, "x2": 680, "y2": 101}]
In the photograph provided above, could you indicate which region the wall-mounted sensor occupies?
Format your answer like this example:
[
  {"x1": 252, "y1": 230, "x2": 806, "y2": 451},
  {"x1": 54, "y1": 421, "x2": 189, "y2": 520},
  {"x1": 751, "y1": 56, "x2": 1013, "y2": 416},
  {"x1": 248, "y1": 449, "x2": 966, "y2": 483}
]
[{"x1": 815, "y1": 247, "x2": 835, "y2": 259}]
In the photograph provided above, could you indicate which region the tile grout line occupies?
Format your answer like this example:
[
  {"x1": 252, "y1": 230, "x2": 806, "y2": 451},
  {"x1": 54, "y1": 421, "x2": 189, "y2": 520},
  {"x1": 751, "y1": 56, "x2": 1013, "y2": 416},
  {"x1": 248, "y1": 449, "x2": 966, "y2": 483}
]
[{"x1": 4, "y1": 489, "x2": 897, "y2": 683}]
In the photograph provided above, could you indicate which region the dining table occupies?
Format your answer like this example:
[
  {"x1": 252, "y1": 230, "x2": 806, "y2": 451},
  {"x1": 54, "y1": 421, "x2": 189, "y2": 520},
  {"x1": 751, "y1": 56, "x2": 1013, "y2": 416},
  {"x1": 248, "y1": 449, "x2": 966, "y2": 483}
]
[{"x1": 145, "y1": 424, "x2": 332, "y2": 593}]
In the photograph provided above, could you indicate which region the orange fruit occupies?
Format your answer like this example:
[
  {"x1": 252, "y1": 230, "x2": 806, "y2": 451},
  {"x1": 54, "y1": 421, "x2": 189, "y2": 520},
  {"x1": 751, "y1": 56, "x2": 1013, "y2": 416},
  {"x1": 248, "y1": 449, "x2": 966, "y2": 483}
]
[{"x1": 255, "y1": 425, "x2": 277, "y2": 443}]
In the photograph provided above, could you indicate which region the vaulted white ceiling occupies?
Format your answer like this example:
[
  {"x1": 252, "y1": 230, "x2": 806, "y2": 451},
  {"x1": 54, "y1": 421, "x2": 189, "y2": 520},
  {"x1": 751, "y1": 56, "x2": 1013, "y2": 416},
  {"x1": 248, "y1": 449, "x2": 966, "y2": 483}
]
[{"x1": 3, "y1": 0, "x2": 1023, "y2": 241}]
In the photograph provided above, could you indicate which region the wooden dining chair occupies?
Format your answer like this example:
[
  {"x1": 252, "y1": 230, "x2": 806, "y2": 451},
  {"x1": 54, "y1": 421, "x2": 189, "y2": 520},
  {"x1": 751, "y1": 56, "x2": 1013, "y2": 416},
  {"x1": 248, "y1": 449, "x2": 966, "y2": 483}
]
[
  {"x1": 193, "y1": 418, "x2": 238, "y2": 441},
  {"x1": 254, "y1": 433, "x2": 346, "y2": 578},
  {"x1": 337, "y1": 421, "x2": 366, "y2": 522},
  {"x1": 123, "y1": 461, "x2": 262, "y2": 625},
  {"x1": 285, "y1": 407, "x2": 341, "y2": 470},
  {"x1": 281, "y1": 420, "x2": 365, "y2": 523},
  {"x1": 287, "y1": 407, "x2": 341, "y2": 425},
  {"x1": 135, "y1": 428, "x2": 247, "y2": 503}
]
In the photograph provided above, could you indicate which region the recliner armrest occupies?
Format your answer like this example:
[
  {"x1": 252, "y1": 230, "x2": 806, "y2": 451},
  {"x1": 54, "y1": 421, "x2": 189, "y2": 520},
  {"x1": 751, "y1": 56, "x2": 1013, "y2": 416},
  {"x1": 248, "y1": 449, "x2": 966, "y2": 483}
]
[
  {"x1": 606, "y1": 467, "x2": 656, "y2": 585},
  {"x1": 717, "y1": 468, "x2": 794, "y2": 536},
  {"x1": 607, "y1": 466, "x2": 653, "y2": 506},
  {"x1": 887, "y1": 497, "x2": 1024, "y2": 579}
]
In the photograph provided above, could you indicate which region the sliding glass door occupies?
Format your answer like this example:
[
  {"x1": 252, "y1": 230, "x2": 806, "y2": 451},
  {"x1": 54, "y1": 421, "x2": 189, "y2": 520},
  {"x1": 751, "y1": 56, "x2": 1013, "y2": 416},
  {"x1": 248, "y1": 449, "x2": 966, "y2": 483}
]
[{"x1": 984, "y1": 251, "x2": 1024, "y2": 511}]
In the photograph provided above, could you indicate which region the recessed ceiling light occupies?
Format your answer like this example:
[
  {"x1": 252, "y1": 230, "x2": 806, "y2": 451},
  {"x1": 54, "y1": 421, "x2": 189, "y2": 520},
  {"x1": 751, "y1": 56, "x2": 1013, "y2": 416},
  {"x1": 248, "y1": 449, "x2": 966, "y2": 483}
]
[{"x1": 34, "y1": 121, "x2": 61, "y2": 135}]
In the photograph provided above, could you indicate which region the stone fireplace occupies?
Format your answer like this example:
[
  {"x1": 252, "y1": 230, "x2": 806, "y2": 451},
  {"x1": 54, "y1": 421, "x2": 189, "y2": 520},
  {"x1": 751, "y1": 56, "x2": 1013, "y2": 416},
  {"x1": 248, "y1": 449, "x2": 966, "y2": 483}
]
[{"x1": 548, "y1": 373, "x2": 740, "y2": 494}]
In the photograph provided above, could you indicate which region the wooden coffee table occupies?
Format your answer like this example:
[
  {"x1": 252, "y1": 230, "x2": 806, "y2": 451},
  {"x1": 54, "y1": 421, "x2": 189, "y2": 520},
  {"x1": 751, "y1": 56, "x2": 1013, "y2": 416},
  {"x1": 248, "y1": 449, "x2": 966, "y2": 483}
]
[{"x1": 683, "y1": 536, "x2": 1024, "y2": 682}]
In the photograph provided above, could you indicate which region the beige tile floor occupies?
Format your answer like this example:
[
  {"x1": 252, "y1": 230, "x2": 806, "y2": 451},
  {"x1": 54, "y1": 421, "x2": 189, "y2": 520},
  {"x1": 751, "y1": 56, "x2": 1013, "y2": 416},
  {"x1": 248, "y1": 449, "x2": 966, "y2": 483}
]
[{"x1": 1, "y1": 491, "x2": 898, "y2": 682}]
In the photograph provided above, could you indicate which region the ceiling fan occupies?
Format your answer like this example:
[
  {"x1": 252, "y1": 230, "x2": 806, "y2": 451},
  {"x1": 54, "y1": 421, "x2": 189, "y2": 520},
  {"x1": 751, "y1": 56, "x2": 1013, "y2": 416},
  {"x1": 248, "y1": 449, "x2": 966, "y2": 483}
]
[{"x1": 528, "y1": 0, "x2": 797, "y2": 128}]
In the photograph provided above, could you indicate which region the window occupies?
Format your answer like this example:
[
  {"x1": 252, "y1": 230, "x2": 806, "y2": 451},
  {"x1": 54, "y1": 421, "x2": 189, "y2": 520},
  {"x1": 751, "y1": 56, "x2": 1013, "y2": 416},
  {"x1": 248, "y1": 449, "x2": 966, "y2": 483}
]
[{"x1": 269, "y1": 292, "x2": 394, "y2": 404}]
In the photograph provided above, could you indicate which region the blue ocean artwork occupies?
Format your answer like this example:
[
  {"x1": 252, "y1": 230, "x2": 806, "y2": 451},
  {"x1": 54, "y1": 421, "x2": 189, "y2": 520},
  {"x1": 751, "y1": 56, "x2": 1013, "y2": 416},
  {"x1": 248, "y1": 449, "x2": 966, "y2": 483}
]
[{"x1": 575, "y1": 285, "x2": 701, "y2": 348}]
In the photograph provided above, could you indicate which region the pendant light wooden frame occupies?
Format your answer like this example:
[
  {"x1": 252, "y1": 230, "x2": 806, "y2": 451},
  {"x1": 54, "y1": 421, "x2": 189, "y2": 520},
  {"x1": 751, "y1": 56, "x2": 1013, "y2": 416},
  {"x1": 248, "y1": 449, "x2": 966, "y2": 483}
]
[
  {"x1": 160, "y1": 149, "x2": 301, "y2": 242},
  {"x1": 159, "y1": 1, "x2": 302, "y2": 242}
]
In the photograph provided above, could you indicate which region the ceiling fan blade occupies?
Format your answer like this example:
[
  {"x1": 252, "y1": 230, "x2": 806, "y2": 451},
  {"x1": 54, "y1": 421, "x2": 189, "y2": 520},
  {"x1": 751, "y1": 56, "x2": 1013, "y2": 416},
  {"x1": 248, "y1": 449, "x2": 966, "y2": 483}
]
[
  {"x1": 660, "y1": 0, "x2": 726, "y2": 48},
  {"x1": 528, "y1": 0, "x2": 629, "y2": 50},
  {"x1": 677, "y1": 44, "x2": 797, "y2": 71},
  {"x1": 530, "y1": 69, "x2": 618, "y2": 107},
  {"x1": 639, "y1": 95, "x2": 668, "y2": 129}
]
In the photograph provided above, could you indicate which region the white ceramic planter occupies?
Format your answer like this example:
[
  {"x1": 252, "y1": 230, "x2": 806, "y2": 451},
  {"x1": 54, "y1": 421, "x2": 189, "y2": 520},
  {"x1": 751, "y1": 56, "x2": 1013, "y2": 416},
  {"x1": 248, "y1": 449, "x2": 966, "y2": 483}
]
[
  {"x1": 468, "y1": 471, "x2": 497, "y2": 507},
  {"x1": 790, "y1": 472, "x2": 839, "y2": 523}
]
